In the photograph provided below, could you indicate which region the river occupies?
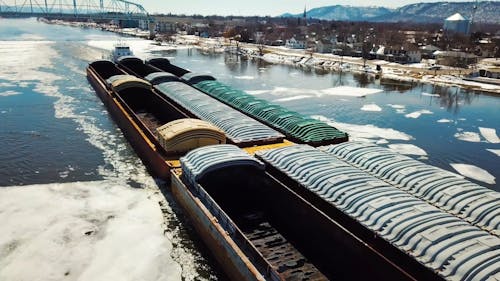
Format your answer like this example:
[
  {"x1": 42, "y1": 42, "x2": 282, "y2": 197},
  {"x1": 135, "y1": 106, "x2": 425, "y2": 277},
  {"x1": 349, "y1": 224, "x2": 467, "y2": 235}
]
[{"x1": 0, "y1": 17, "x2": 499, "y2": 281}]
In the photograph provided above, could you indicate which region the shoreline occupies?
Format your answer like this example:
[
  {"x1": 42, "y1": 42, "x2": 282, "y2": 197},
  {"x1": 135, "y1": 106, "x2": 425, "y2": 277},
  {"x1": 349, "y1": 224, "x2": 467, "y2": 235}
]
[{"x1": 42, "y1": 19, "x2": 500, "y2": 95}]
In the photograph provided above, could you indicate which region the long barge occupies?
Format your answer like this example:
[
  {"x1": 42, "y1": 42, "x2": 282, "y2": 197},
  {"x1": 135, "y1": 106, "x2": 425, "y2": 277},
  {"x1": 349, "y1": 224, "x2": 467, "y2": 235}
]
[{"x1": 87, "y1": 56, "x2": 500, "y2": 281}]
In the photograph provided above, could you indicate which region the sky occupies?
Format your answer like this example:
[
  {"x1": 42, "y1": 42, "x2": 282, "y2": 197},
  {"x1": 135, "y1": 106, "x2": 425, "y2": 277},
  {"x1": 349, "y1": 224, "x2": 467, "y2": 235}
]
[{"x1": 137, "y1": 0, "x2": 471, "y2": 16}]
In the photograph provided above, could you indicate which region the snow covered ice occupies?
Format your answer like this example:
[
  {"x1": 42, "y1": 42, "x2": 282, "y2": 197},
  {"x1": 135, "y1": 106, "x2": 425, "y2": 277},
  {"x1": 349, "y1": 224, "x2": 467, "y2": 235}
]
[{"x1": 0, "y1": 181, "x2": 182, "y2": 281}]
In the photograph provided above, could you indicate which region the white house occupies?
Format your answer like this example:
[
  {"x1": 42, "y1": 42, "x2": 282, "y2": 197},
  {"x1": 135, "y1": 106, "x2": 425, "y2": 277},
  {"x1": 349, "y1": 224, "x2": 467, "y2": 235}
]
[{"x1": 285, "y1": 36, "x2": 306, "y2": 49}]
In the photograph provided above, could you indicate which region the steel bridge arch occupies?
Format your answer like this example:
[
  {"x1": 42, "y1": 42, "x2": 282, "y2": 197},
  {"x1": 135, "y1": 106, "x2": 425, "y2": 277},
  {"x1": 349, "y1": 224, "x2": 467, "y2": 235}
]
[{"x1": 0, "y1": 0, "x2": 150, "y2": 21}]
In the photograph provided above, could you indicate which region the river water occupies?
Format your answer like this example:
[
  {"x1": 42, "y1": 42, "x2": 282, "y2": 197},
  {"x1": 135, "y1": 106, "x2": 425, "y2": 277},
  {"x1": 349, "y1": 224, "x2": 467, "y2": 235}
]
[{"x1": 0, "y1": 17, "x2": 499, "y2": 280}]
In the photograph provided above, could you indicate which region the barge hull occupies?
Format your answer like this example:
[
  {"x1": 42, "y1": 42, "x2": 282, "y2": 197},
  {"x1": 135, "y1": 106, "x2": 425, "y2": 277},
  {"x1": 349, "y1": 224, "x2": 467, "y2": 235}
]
[
  {"x1": 170, "y1": 172, "x2": 265, "y2": 281},
  {"x1": 87, "y1": 67, "x2": 171, "y2": 179}
]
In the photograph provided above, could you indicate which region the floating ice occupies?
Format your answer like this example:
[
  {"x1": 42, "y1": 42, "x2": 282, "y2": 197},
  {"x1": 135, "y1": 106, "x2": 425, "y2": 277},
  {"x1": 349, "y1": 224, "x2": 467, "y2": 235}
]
[
  {"x1": 387, "y1": 104, "x2": 405, "y2": 109},
  {"x1": 0, "y1": 181, "x2": 182, "y2": 281},
  {"x1": 421, "y1": 92, "x2": 440, "y2": 97},
  {"x1": 321, "y1": 86, "x2": 383, "y2": 97},
  {"x1": 233, "y1": 75, "x2": 255, "y2": 80},
  {"x1": 405, "y1": 110, "x2": 433, "y2": 119},
  {"x1": 312, "y1": 115, "x2": 412, "y2": 141},
  {"x1": 479, "y1": 127, "x2": 500, "y2": 143},
  {"x1": 450, "y1": 164, "x2": 496, "y2": 184},
  {"x1": 274, "y1": 95, "x2": 313, "y2": 102},
  {"x1": 0, "y1": 91, "x2": 21, "y2": 97},
  {"x1": 388, "y1": 143, "x2": 427, "y2": 156},
  {"x1": 246, "y1": 90, "x2": 269, "y2": 95},
  {"x1": 487, "y1": 149, "x2": 500, "y2": 157},
  {"x1": 361, "y1": 104, "x2": 382, "y2": 112},
  {"x1": 437, "y1": 119, "x2": 452, "y2": 123},
  {"x1": 454, "y1": 131, "x2": 481, "y2": 142}
]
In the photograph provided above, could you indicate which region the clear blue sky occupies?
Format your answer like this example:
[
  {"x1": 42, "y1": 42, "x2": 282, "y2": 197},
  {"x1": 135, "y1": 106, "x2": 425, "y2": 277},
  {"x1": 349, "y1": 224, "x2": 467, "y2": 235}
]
[{"x1": 137, "y1": 0, "x2": 469, "y2": 16}]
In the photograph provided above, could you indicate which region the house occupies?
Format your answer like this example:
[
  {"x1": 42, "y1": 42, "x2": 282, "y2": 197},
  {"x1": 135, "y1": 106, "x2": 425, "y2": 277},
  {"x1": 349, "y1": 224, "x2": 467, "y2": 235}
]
[
  {"x1": 285, "y1": 36, "x2": 306, "y2": 49},
  {"x1": 315, "y1": 39, "x2": 334, "y2": 53},
  {"x1": 434, "y1": 51, "x2": 478, "y2": 67},
  {"x1": 419, "y1": 45, "x2": 441, "y2": 59}
]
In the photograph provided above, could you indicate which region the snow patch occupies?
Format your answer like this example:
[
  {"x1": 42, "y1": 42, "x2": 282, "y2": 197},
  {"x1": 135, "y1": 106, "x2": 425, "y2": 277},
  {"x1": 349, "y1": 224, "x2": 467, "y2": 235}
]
[
  {"x1": 361, "y1": 104, "x2": 382, "y2": 112},
  {"x1": 454, "y1": 131, "x2": 481, "y2": 142},
  {"x1": 478, "y1": 127, "x2": 500, "y2": 143},
  {"x1": 450, "y1": 164, "x2": 495, "y2": 184},
  {"x1": 0, "y1": 181, "x2": 182, "y2": 281},
  {"x1": 388, "y1": 144, "x2": 427, "y2": 156},
  {"x1": 405, "y1": 110, "x2": 433, "y2": 119}
]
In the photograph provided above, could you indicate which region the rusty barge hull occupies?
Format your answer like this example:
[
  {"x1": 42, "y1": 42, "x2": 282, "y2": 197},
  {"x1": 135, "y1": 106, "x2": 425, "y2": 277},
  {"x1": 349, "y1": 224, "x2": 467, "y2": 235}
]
[{"x1": 86, "y1": 66, "x2": 172, "y2": 179}]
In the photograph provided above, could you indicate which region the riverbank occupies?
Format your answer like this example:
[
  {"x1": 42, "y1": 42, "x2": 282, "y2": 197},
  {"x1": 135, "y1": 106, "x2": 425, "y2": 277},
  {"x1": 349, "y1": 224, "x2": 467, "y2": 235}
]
[{"x1": 41, "y1": 19, "x2": 500, "y2": 94}]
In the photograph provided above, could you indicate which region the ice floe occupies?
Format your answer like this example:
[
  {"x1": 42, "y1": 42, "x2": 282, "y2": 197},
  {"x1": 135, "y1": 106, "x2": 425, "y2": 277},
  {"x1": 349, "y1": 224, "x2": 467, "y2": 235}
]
[
  {"x1": 387, "y1": 104, "x2": 405, "y2": 109},
  {"x1": 233, "y1": 75, "x2": 255, "y2": 80},
  {"x1": 487, "y1": 149, "x2": 500, "y2": 157},
  {"x1": 321, "y1": 86, "x2": 383, "y2": 97},
  {"x1": 360, "y1": 104, "x2": 382, "y2": 112},
  {"x1": 450, "y1": 163, "x2": 496, "y2": 184},
  {"x1": 388, "y1": 143, "x2": 427, "y2": 156},
  {"x1": 254, "y1": 86, "x2": 382, "y2": 99},
  {"x1": 0, "y1": 91, "x2": 21, "y2": 97},
  {"x1": 479, "y1": 127, "x2": 500, "y2": 143},
  {"x1": 274, "y1": 95, "x2": 313, "y2": 102},
  {"x1": 454, "y1": 131, "x2": 481, "y2": 142},
  {"x1": 405, "y1": 110, "x2": 433, "y2": 119},
  {"x1": 421, "y1": 92, "x2": 440, "y2": 97},
  {"x1": 437, "y1": 119, "x2": 453, "y2": 123},
  {"x1": 0, "y1": 181, "x2": 182, "y2": 281},
  {"x1": 312, "y1": 115, "x2": 412, "y2": 141}
]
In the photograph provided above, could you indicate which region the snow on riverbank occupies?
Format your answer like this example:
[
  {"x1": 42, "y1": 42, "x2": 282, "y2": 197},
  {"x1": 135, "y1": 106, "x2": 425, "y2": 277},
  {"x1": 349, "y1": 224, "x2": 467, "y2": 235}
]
[{"x1": 0, "y1": 181, "x2": 182, "y2": 281}]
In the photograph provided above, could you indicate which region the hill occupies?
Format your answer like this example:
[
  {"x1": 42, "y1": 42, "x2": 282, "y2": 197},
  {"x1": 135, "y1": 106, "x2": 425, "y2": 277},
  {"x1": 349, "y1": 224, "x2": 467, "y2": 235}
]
[{"x1": 282, "y1": 1, "x2": 500, "y2": 24}]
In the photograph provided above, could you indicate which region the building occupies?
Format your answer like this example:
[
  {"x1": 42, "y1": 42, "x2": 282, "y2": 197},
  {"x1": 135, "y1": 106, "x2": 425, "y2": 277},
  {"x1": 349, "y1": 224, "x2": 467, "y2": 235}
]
[
  {"x1": 443, "y1": 13, "x2": 470, "y2": 35},
  {"x1": 285, "y1": 36, "x2": 306, "y2": 49},
  {"x1": 434, "y1": 51, "x2": 478, "y2": 67}
]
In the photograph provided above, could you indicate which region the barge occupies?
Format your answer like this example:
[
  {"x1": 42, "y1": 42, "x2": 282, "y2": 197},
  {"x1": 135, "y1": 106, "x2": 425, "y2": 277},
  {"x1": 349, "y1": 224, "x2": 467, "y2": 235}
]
[{"x1": 87, "y1": 57, "x2": 500, "y2": 281}]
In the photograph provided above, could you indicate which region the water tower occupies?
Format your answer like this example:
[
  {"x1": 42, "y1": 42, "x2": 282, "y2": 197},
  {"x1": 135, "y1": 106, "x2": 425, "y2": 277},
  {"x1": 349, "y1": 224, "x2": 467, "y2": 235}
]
[{"x1": 443, "y1": 13, "x2": 471, "y2": 35}]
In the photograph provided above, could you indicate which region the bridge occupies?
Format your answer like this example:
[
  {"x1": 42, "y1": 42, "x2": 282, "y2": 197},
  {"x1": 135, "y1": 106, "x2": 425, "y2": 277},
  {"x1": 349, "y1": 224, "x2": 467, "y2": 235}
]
[{"x1": 0, "y1": 0, "x2": 151, "y2": 22}]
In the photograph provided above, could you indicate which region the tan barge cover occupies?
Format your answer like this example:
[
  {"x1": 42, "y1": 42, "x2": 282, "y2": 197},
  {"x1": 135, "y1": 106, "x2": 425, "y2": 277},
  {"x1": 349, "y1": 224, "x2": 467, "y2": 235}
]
[{"x1": 156, "y1": 119, "x2": 226, "y2": 154}]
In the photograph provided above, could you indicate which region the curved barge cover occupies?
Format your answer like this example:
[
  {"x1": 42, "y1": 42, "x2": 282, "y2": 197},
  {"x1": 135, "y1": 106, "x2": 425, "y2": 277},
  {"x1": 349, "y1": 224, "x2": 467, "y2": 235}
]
[
  {"x1": 156, "y1": 118, "x2": 226, "y2": 154},
  {"x1": 145, "y1": 72, "x2": 181, "y2": 85},
  {"x1": 321, "y1": 141, "x2": 500, "y2": 235},
  {"x1": 256, "y1": 145, "x2": 500, "y2": 281},
  {"x1": 192, "y1": 80, "x2": 348, "y2": 146},
  {"x1": 154, "y1": 82, "x2": 285, "y2": 145},
  {"x1": 106, "y1": 75, "x2": 152, "y2": 92},
  {"x1": 180, "y1": 144, "x2": 264, "y2": 187}
]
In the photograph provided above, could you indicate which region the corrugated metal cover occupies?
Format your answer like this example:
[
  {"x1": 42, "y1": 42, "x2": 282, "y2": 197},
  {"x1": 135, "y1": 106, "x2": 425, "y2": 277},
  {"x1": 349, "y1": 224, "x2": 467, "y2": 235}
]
[
  {"x1": 106, "y1": 75, "x2": 152, "y2": 92},
  {"x1": 193, "y1": 80, "x2": 348, "y2": 145},
  {"x1": 117, "y1": 55, "x2": 143, "y2": 64},
  {"x1": 256, "y1": 145, "x2": 500, "y2": 281},
  {"x1": 181, "y1": 72, "x2": 216, "y2": 84},
  {"x1": 145, "y1": 72, "x2": 180, "y2": 85},
  {"x1": 155, "y1": 82, "x2": 284, "y2": 145},
  {"x1": 321, "y1": 142, "x2": 500, "y2": 235},
  {"x1": 181, "y1": 144, "x2": 264, "y2": 187},
  {"x1": 155, "y1": 118, "x2": 225, "y2": 153}
]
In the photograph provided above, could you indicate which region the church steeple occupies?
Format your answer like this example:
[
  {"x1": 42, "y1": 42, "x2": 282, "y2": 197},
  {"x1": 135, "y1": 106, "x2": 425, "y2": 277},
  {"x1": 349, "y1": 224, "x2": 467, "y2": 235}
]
[{"x1": 303, "y1": 5, "x2": 307, "y2": 26}]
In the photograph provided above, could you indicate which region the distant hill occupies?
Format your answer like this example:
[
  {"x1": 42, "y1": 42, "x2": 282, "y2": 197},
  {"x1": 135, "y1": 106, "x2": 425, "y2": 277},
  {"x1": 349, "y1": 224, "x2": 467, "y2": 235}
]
[{"x1": 282, "y1": 1, "x2": 500, "y2": 24}]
